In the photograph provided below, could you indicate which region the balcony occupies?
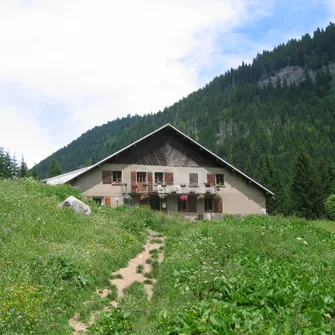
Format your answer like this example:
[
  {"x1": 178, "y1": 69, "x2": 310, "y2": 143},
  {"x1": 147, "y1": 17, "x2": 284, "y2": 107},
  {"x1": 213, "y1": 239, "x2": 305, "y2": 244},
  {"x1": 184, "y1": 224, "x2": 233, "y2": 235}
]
[{"x1": 122, "y1": 183, "x2": 218, "y2": 195}]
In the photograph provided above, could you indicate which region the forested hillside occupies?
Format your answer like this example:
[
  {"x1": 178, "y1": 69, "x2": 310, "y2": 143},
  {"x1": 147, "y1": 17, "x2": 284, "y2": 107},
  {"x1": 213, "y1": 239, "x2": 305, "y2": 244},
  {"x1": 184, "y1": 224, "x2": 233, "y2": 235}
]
[{"x1": 34, "y1": 23, "x2": 335, "y2": 215}]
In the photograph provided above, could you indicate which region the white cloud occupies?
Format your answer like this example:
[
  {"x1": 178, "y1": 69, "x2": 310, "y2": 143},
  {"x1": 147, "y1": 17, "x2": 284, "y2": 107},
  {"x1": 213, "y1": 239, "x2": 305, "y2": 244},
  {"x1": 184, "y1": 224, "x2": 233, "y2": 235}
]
[
  {"x1": 0, "y1": 0, "x2": 330, "y2": 168},
  {"x1": 0, "y1": 0, "x2": 272, "y2": 167},
  {"x1": 0, "y1": 106, "x2": 58, "y2": 167}
]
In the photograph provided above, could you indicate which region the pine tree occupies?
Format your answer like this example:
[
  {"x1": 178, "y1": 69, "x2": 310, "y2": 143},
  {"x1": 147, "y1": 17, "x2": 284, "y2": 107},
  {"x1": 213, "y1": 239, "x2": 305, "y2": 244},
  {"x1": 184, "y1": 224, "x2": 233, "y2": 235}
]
[
  {"x1": 29, "y1": 165, "x2": 39, "y2": 179},
  {"x1": 19, "y1": 156, "x2": 28, "y2": 178},
  {"x1": 48, "y1": 158, "x2": 62, "y2": 177},
  {"x1": 3, "y1": 151, "x2": 12, "y2": 178},
  {"x1": 10, "y1": 154, "x2": 19, "y2": 178},
  {"x1": 290, "y1": 146, "x2": 322, "y2": 219},
  {"x1": 0, "y1": 147, "x2": 5, "y2": 178},
  {"x1": 268, "y1": 169, "x2": 286, "y2": 215},
  {"x1": 255, "y1": 154, "x2": 286, "y2": 214}
]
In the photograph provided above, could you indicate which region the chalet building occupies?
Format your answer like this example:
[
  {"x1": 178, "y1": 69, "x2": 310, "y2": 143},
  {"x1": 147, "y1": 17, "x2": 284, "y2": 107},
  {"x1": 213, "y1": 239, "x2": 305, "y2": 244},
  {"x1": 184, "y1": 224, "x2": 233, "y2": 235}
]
[{"x1": 44, "y1": 124, "x2": 273, "y2": 219}]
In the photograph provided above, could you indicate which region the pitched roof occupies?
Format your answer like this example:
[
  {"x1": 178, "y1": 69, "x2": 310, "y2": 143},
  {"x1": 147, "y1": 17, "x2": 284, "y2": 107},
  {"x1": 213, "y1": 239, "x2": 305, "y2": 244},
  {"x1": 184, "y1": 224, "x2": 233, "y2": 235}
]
[
  {"x1": 44, "y1": 166, "x2": 90, "y2": 185},
  {"x1": 43, "y1": 123, "x2": 274, "y2": 195}
]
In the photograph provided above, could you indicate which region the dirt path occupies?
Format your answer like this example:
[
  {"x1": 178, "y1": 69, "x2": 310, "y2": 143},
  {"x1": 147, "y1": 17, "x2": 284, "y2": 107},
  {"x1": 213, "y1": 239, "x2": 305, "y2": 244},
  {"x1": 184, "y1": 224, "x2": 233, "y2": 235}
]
[{"x1": 69, "y1": 229, "x2": 165, "y2": 334}]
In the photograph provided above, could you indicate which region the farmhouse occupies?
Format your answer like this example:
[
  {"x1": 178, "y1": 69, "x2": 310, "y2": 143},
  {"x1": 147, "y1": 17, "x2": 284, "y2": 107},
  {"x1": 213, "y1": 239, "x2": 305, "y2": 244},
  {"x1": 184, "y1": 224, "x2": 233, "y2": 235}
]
[{"x1": 44, "y1": 124, "x2": 273, "y2": 219}]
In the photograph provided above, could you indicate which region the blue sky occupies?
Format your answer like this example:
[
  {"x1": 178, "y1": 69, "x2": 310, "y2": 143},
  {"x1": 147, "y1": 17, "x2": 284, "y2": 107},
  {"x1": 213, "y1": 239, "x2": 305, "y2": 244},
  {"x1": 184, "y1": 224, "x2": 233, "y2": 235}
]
[{"x1": 0, "y1": 0, "x2": 334, "y2": 167}]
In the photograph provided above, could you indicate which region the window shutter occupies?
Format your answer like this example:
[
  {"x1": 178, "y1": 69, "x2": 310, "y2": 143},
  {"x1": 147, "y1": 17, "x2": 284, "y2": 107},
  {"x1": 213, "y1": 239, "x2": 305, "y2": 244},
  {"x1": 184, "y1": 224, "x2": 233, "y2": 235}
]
[
  {"x1": 207, "y1": 174, "x2": 216, "y2": 185},
  {"x1": 85, "y1": 195, "x2": 92, "y2": 200},
  {"x1": 104, "y1": 196, "x2": 111, "y2": 206},
  {"x1": 102, "y1": 171, "x2": 112, "y2": 184},
  {"x1": 188, "y1": 196, "x2": 197, "y2": 212},
  {"x1": 148, "y1": 172, "x2": 153, "y2": 192},
  {"x1": 165, "y1": 172, "x2": 174, "y2": 184},
  {"x1": 131, "y1": 171, "x2": 137, "y2": 192},
  {"x1": 214, "y1": 197, "x2": 223, "y2": 212}
]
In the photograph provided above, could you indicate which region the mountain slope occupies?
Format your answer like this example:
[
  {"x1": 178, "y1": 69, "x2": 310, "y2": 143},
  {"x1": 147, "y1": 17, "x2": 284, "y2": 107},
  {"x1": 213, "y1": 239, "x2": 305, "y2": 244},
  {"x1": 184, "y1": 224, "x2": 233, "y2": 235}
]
[{"x1": 35, "y1": 23, "x2": 335, "y2": 191}]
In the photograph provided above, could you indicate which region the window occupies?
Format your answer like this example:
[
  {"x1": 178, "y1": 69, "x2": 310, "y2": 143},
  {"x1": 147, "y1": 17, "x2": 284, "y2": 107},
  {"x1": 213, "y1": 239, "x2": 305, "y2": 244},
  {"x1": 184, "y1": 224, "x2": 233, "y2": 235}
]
[
  {"x1": 137, "y1": 172, "x2": 146, "y2": 183},
  {"x1": 93, "y1": 197, "x2": 102, "y2": 205},
  {"x1": 216, "y1": 174, "x2": 224, "y2": 185},
  {"x1": 205, "y1": 198, "x2": 213, "y2": 212},
  {"x1": 178, "y1": 198, "x2": 187, "y2": 212},
  {"x1": 188, "y1": 197, "x2": 197, "y2": 212},
  {"x1": 102, "y1": 171, "x2": 112, "y2": 184},
  {"x1": 189, "y1": 173, "x2": 198, "y2": 186},
  {"x1": 113, "y1": 171, "x2": 122, "y2": 183},
  {"x1": 155, "y1": 172, "x2": 163, "y2": 183}
]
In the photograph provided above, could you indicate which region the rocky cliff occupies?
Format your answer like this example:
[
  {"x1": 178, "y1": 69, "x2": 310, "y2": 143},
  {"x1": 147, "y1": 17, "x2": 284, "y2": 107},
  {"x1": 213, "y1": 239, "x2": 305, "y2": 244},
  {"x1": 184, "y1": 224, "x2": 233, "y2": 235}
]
[{"x1": 258, "y1": 62, "x2": 335, "y2": 87}]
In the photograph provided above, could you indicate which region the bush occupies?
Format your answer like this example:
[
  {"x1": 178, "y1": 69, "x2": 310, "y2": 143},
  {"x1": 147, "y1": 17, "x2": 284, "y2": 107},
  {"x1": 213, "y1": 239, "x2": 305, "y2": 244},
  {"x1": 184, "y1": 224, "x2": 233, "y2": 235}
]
[{"x1": 325, "y1": 194, "x2": 335, "y2": 220}]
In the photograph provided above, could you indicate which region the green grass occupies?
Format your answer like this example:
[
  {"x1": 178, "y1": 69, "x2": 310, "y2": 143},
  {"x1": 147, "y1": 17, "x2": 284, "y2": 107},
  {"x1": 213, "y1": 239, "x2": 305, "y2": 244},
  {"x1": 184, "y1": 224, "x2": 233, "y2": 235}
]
[
  {"x1": 3, "y1": 178, "x2": 335, "y2": 334},
  {"x1": 136, "y1": 264, "x2": 144, "y2": 273},
  {"x1": 0, "y1": 178, "x2": 154, "y2": 334},
  {"x1": 310, "y1": 220, "x2": 335, "y2": 232},
  {"x1": 150, "y1": 238, "x2": 163, "y2": 244},
  {"x1": 90, "y1": 214, "x2": 335, "y2": 334},
  {"x1": 110, "y1": 273, "x2": 123, "y2": 279}
]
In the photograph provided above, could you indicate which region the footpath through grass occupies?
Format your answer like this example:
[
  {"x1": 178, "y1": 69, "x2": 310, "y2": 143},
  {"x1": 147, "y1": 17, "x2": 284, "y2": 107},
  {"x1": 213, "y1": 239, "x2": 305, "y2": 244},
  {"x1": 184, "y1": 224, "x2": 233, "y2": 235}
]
[
  {"x1": 0, "y1": 179, "x2": 154, "y2": 334},
  {"x1": 2, "y1": 179, "x2": 335, "y2": 334},
  {"x1": 90, "y1": 215, "x2": 335, "y2": 334}
]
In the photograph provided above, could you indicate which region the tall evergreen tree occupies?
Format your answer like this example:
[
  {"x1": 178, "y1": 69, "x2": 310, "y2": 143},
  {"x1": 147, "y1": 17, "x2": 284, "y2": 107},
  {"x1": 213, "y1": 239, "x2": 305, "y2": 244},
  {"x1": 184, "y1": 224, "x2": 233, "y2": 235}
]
[
  {"x1": 0, "y1": 147, "x2": 5, "y2": 178},
  {"x1": 254, "y1": 154, "x2": 286, "y2": 214},
  {"x1": 19, "y1": 156, "x2": 28, "y2": 178},
  {"x1": 48, "y1": 158, "x2": 62, "y2": 177},
  {"x1": 290, "y1": 146, "x2": 323, "y2": 219},
  {"x1": 29, "y1": 165, "x2": 39, "y2": 179},
  {"x1": 10, "y1": 154, "x2": 19, "y2": 178}
]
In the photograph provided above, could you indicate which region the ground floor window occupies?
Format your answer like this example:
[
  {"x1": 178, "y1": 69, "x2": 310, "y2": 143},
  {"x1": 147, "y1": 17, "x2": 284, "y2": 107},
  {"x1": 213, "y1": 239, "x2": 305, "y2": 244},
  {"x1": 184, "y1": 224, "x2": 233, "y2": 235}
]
[
  {"x1": 125, "y1": 198, "x2": 135, "y2": 208},
  {"x1": 205, "y1": 198, "x2": 213, "y2": 212},
  {"x1": 178, "y1": 196, "x2": 197, "y2": 212},
  {"x1": 93, "y1": 197, "x2": 103, "y2": 205},
  {"x1": 178, "y1": 198, "x2": 187, "y2": 212}
]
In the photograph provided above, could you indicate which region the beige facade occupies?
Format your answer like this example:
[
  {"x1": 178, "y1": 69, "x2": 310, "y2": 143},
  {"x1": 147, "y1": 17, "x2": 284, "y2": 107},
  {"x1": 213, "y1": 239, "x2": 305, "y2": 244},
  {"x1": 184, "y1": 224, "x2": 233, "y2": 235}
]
[
  {"x1": 46, "y1": 124, "x2": 272, "y2": 218},
  {"x1": 70, "y1": 163, "x2": 266, "y2": 216}
]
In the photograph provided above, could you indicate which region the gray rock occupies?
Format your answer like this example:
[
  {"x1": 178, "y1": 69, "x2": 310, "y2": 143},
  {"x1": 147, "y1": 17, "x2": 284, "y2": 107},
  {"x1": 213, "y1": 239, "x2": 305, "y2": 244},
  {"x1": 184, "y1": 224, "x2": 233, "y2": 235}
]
[
  {"x1": 59, "y1": 196, "x2": 91, "y2": 215},
  {"x1": 258, "y1": 61, "x2": 335, "y2": 87}
]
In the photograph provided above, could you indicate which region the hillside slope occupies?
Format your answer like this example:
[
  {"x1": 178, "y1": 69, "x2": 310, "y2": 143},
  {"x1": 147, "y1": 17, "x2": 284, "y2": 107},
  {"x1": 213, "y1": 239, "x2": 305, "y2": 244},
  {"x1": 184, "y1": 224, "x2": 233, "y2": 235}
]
[
  {"x1": 34, "y1": 23, "x2": 335, "y2": 196},
  {"x1": 0, "y1": 178, "x2": 153, "y2": 334}
]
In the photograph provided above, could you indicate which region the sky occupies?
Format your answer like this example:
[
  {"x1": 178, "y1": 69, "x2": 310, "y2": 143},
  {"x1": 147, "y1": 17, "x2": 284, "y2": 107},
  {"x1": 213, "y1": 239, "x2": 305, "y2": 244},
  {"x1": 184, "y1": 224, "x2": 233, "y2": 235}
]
[{"x1": 0, "y1": 0, "x2": 334, "y2": 168}]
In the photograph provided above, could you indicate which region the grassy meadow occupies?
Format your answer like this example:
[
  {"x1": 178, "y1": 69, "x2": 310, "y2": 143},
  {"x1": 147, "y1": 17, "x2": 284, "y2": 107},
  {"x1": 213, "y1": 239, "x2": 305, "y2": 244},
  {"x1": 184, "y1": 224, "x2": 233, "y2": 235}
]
[
  {"x1": 0, "y1": 179, "x2": 153, "y2": 334},
  {"x1": 1, "y1": 179, "x2": 335, "y2": 334},
  {"x1": 91, "y1": 216, "x2": 335, "y2": 334}
]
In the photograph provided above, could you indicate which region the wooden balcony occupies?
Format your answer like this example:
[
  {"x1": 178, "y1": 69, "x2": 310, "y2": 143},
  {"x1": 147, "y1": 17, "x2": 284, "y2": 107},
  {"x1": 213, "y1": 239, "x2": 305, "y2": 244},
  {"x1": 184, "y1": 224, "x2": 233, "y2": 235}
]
[{"x1": 122, "y1": 183, "x2": 218, "y2": 195}]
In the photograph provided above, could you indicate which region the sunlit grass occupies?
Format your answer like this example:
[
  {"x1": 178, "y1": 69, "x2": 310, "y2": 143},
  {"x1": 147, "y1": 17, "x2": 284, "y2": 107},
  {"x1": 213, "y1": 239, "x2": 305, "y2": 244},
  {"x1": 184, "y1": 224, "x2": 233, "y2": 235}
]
[
  {"x1": 310, "y1": 220, "x2": 335, "y2": 232},
  {"x1": 0, "y1": 178, "x2": 152, "y2": 334}
]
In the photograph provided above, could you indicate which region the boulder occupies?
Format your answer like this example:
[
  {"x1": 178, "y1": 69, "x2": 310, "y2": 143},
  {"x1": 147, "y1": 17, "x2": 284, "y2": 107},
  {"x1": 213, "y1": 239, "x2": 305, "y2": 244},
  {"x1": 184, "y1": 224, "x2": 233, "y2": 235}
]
[{"x1": 59, "y1": 196, "x2": 91, "y2": 215}]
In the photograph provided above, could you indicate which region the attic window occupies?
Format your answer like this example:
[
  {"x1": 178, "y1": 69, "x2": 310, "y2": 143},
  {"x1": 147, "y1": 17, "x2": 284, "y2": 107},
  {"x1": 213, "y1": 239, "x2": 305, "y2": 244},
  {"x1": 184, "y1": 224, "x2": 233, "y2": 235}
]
[
  {"x1": 137, "y1": 172, "x2": 146, "y2": 183},
  {"x1": 113, "y1": 171, "x2": 122, "y2": 183},
  {"x1": 216, "y1": 174, "x2": 224, "y2": 185}
]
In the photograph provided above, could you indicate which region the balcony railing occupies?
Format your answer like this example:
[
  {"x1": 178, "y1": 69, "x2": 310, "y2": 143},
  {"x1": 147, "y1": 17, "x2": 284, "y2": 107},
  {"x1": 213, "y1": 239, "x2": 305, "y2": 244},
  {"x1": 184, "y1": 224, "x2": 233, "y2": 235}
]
[{"x1": 122, "y1": 184, "x2": 218, "y2": 195}]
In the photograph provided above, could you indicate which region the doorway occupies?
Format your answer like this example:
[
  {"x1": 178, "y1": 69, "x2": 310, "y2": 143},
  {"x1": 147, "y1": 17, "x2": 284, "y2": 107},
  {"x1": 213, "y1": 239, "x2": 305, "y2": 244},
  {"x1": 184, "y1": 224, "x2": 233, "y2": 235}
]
[{"x1": 150, "y1": 195, "x2": 160, "y2": 210}]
